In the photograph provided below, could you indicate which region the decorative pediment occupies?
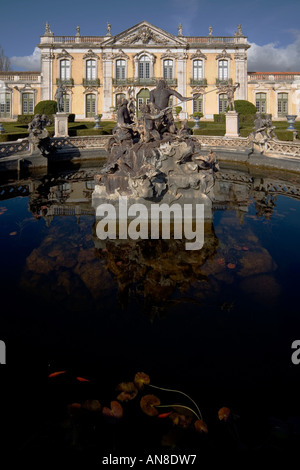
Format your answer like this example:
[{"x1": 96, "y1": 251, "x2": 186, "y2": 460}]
[
  {"x1": 112, "y1": 49, "x2": 130, "y2": 60},
  {"x1": 161, "y1": 49, "x2": 179, "y2": 59},
  {"x1": 216, "y1": 50, "x2": 231, "y2": 60},
  {"x1": 20, "y1": 84, "x2": 37, "y2": 92},
  {"x1": 83, "y1": 49, "x2": 99, "y2": 60},
  {"x1": 191, "y1": 87, "x2": 206, "y2": 94},
  {"x1": 190, "y1": 50, "x2": 207, "y2": 60},
  {"x1": 102, "y1": 21, "x2": 187, "y2": 47},
  {"x1": 56, "y1": 49, "x2": 73, "y2": 60}
]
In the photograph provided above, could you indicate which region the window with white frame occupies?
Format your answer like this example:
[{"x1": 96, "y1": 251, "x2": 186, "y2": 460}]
[
  {"x1": 218, "y1": 60, "x2": 228, "y2": 81},
  {"x1": 163, "y1": 59, "x2": 173, "y2": 80},
  {"x1": 193, "y1": 60, "x2": 203, "y2": 80},
  {"x1": 256, "y1": 93, "x2": 267, "y2": 114},
  {"x1": 60, "y1": 59, "x2": 70, "y2": 80},
  {"x1": 86, "y1": 60, "x2": 96, "y2": 80},
  {"x1": 116, "y1": 60, "x2": 126, "y2": 80},
  {"x1": 139, "y1": 55, "x2": 150, "y2": 79}
]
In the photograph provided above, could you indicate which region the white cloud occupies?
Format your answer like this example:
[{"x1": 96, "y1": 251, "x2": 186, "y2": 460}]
[
  {"x1": 248, "y1": 32, "x2": 300, "y2": 71},
  {"x1": 10, "y1": 47, "x2": 41, "y2": 71}
]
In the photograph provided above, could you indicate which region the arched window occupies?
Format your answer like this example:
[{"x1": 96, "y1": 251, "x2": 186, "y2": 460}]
[
  {"x1": 86, "y1": 94, "x2": 96, "y2": 117},
  {"x1": 193, "y1": 94, "x2": 203, "y2": 114},
  {"x1": 139, "y1": 55, "x2": 150, "y2": 80},
  {"x1": 86, "y1": 60, "x2": 96, "y2": 80},
  {"x1": 22, "y1": 93, "x2": 34, "y2": 115},
  {"x1": 116, "y1": 60, "x2": 126, "y2": 80},
  {"x1": 219, "y1": 93, "x2": 228, "y2": 113},
  {"x1": 60, "y1": 59, "x2": 70, "y2": 80},
  {"x1": 163, "y1": 60, "x2": 173, "y2": 80},
  {"x1": 256, "y1": 93, "x2": 266, "y2": 114},
  {"x1": 278, "y1": 93, "x2": 288, "y2": 116},
  {"x1": 218, "y1": 60, "x2": 228, "y2": 81},
  {"x1": 193, "y1": 60, "x2": 203, "y2": 80}
]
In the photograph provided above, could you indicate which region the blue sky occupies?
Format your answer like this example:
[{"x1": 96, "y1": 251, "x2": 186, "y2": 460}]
[{"x1": 1, "y1": 0, "x2": 300, "y2": 71}]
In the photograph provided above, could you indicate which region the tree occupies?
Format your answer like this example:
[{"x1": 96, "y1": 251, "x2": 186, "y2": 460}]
[{"x1": 0, "y1": 46, "x2": 11, "y2": 71}]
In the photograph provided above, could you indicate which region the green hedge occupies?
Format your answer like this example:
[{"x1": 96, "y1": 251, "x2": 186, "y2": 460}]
[
  {"x1": 0, "y1": 133, "x2": 28, "y2": 142},
  {"x1": 17, "y1": 114, "x2": 34, "y2": 124},
  {"x1": 274, "y1": 130, "x2": 294, "y2": 141},
  {"x1": 193, "y1": 128, "x2": 225, "y2": 136},
  {"x1": 214, "y1": 114, "x2": 226, "y2": 123}
]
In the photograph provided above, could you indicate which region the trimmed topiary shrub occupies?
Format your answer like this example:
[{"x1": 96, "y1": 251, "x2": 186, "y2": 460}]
[
  {"x1": 34, "y1": 100, "x2": 57, "y2": 120},
  {"x1": 234, "y1": 100, "x2": 257, "y2": 115}
]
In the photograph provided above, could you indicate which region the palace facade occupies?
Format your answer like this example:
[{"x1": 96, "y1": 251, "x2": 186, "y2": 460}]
[{"x1": 0, "y1": 21, "x2": 299, "y2": 120}]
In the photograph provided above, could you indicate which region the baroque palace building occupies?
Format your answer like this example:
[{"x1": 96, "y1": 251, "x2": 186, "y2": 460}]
[{"x1": 0, "y1": 20, "x2": 299, "y2": 120}]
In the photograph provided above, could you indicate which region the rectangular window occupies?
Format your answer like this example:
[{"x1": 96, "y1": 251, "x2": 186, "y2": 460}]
[
  {"x1": 219, "y1": 93, "x2": 228, "y2": 114},
  {"x1": 116, "y1": 60, "x2": 126, "y2": 80},
  {"x1": 163, "y1": 60, "x2": 173, "y2": 80},
  {"x1": 60, "y1": 60, "x2": 70, "y2": 80},
  {"x1": 218, "y1": 60, "x2": 228, "y2": 80},
  {"x1": 22, "y1": 93, "x2": 34, "y2": 115},
  {"x1": 256, "y1": 93, "x2": 266, "y2": 114},
  {"x1": 86, "y1": 60, "x2": 96, "y2": 80},
  {"x1": 0, "y1": 93, "x2": 11, "y2": 117},
  {"x1": 278, "y1": 93, "x2": 288, "y2": 116},
  {"x1": 193, "y1": 60, "x2": 203, "y2": 80},
  {"x1": 193, "y1": 96, "x2": 203, "y2": 113}
]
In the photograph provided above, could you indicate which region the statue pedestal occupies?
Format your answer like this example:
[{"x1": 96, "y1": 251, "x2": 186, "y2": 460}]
[
  {"x1": 225, "y1": 111, "x2": 239, "y2": 138},
  {"x1": 54, "y1": 113, "x2": 69, "y2": 137}
]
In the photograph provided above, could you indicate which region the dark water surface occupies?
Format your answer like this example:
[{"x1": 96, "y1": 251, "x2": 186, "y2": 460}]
[{"x1": 0, "y1": 163, "x2": 300, "y2": 462}]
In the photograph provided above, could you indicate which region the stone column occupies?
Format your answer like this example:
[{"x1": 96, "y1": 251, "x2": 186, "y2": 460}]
[
  {"x1": 225, "y1": 111, "x2": 239, "y2": 137},
  {"x1": 177, "y1": 53, "x2": 188, "y2": 118},
  {"x1": 102, "y1": 53, "x2": 113, "y2": 119},
  {"x1": 40, "y1": 50, "x2": 54, "y2": 101},
  {"x1": 234, "y1": 52, "x2": 247, "y2": 100},
  {"x1": 54, "y1": 113, "x2": 69, "y2": 137}
]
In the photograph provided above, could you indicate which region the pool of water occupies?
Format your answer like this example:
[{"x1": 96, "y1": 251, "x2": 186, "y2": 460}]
[{"x1": 0, "y1": 163, "x2": 300, "y2": 461}]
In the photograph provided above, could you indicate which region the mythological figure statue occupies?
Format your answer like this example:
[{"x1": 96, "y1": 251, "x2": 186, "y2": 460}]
[
  {"x1": 54, "y1": 84, "x2": 66, "y2": 113},
  {"x1": 218, "y1": 82, "x2": 239, "y2": 111}
]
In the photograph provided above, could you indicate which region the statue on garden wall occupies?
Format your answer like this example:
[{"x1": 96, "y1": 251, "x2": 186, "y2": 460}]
[
  {"x1": 28, "y1": 114, "x2": 55, "y2": 156},
  {"x1": 251, "y1": 112, "x2": 277, "y2": 153}
]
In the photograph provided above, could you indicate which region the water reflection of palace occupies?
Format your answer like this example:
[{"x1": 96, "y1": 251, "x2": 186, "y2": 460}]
[
  {"x1": 2, "y1": 166, "x2": 300, "y2": 223},
  {"x1": 1, "y1": 165, "x2": 296, "y2": 316}
]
